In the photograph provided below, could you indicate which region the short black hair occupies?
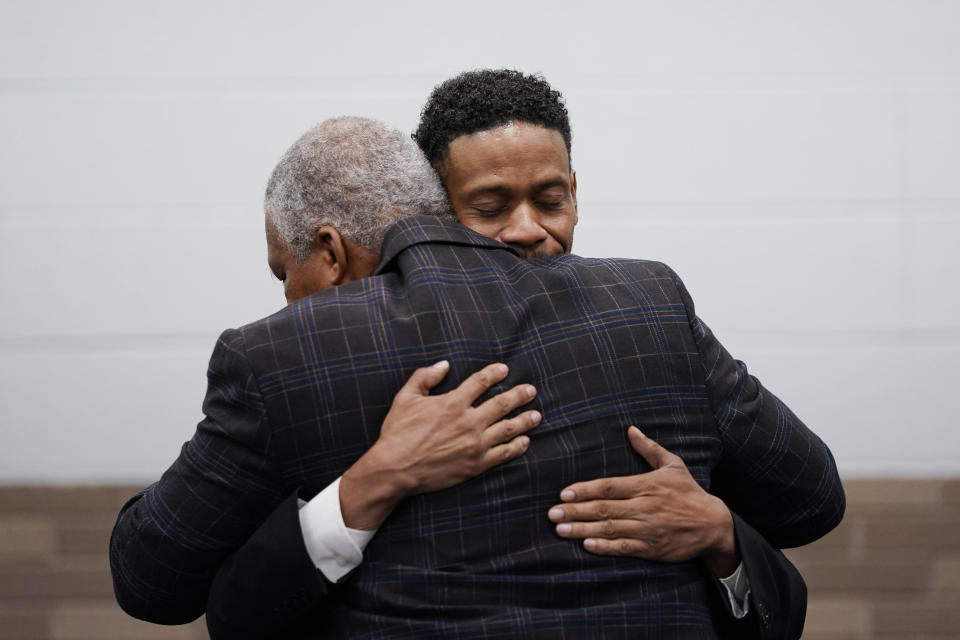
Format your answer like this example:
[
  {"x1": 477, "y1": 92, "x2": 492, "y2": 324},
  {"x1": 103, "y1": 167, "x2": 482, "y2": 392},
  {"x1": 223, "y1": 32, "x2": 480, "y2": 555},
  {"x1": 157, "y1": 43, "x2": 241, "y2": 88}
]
[{"x1": 413, "y1": 69, "x2": 572, "y2": 171}]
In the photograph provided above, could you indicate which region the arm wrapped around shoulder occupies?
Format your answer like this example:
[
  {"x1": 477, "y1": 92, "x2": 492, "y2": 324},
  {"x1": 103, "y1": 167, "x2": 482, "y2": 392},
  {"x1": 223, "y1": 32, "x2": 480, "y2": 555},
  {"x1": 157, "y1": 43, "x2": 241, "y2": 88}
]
[{"x1": 667, "y1": 266, "x2": 845, "y2": 548}]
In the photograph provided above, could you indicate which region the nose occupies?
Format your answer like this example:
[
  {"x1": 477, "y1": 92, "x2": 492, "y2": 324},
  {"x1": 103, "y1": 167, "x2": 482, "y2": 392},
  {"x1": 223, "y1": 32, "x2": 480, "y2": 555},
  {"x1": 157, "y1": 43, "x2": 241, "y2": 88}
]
[{"x1": 499, "y1": 205, "x2": 548, "y2": 252}]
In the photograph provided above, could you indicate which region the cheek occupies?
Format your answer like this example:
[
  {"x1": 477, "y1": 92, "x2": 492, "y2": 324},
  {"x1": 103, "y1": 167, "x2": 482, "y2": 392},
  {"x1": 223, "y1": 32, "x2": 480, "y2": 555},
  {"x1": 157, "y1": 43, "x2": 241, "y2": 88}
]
[
  {"x1": 547, "y1": 216, "x2": 577, "y2": 250},
  {"x1": 283, "y1": 269, "x2": 315, "y2": 304}
]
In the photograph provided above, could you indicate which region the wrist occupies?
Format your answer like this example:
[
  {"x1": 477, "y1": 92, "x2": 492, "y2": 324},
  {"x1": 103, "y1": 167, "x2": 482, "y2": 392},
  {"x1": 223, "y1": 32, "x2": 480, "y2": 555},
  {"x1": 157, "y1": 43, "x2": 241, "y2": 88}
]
[
  {"x1": 339, "y1": 447, "x2": 414, "y2": 530},
  {"x1": 703, "y1": 499, "x2": 739, "y2": 578}
]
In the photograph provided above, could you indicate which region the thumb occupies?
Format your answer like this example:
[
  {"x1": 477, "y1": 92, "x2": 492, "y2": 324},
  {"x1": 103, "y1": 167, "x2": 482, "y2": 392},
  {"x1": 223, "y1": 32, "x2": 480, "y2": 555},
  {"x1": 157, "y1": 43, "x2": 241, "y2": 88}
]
[
  {"x1": 401, "y1": 360, "x2": 450, "y2": 396},
  {"x1": 627, "y1": 426, "x2": 674, "y2": 470}
]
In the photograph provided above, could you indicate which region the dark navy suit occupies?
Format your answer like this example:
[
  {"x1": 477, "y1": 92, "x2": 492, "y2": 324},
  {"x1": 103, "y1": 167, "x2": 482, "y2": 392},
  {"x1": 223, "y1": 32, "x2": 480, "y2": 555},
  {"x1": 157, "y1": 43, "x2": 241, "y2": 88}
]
[{"x1": 111, "y1": 216, "x2": 842, "y2": 638}]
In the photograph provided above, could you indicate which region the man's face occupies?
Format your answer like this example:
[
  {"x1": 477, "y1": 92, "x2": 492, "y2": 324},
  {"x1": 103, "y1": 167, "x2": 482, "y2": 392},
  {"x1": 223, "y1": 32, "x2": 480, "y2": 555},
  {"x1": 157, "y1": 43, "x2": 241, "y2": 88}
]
[
  {"x1": 265, "y1": 217, "x2": 330, "y2": 304},
  {"x1": 440, "y1": 122, "x2": 578, "y2": 258}
]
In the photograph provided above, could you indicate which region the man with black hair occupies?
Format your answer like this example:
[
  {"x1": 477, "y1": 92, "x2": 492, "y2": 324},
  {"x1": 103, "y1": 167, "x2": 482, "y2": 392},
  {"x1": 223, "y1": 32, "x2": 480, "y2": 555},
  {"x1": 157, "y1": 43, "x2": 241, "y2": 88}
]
[{"x1": 408, "y1": 68, "x2": 845, "y2": 636}]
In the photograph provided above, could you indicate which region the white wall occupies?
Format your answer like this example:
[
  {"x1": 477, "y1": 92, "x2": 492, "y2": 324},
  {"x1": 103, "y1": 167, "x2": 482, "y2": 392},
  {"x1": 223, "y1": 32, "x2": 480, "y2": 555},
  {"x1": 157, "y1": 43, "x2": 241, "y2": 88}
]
[{"x1": 1, "y1": 0, "x2": 958, "y2": 482}]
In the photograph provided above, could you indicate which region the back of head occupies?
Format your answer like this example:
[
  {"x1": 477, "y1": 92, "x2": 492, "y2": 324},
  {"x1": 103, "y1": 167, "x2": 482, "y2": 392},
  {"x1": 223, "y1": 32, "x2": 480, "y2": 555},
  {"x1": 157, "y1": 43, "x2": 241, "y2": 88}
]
[
  {"x1": 413, "y1": 69, "x2": 572, "y2": 172},
  {"x1": 265, "y1": 116, "x2": 452, "y2": 260}
]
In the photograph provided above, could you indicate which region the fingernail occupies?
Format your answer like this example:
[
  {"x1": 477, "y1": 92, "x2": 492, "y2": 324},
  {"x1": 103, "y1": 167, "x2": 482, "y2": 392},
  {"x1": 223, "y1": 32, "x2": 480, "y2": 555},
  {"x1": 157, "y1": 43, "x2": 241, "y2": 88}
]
[
  {"x1": 584, "y1": 538, "x2": 598, "y2": 551},
  {"x1": 433, "y1": 360, "x2": 449, "y2": 370},
  {"x1": 560, "y1": 489, "x2": 576, "y2": 501},
  {"x1": 529, "y1": 411, "x2": 541, "y2": 425},
  {"x1": 556, "y1": 523, "x2": 572, "y2": 535},
  {"x1": 548, "y1": 507, "x2": 564, "y2": 521},
  {"x1": 518, "y1": 435, "x2": 530, "y2": 447},
  {"x1": 525, "y1": 385, "x2": 536, "y2": 398}
]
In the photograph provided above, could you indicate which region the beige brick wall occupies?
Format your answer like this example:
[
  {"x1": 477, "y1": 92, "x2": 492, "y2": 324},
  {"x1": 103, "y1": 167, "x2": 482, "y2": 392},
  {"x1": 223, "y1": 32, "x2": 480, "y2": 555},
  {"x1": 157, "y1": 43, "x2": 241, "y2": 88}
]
[
  {"x1": 0, "y1": 487, "x2": 206, "y2": 640},
  {"x1": 785, "y1": 479, "x2": 960, "y2": 640},
  {"x1": 1, "y1": 481, "x2": 958, "y2": 639}
]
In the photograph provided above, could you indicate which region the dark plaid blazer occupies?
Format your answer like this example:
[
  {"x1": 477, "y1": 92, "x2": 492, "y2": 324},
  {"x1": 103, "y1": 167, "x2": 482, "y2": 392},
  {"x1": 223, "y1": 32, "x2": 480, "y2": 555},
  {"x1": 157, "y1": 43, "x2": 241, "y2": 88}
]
[{"x1": 111, "y1": 216, "x2": 842, "y2": 639}]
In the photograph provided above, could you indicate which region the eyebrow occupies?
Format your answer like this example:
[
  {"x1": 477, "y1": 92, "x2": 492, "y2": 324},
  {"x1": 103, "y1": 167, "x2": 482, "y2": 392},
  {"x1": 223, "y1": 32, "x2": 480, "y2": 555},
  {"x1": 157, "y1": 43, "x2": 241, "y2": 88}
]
[{"x1": 466, "y1": 177, "x2": 569, "y2": 198}]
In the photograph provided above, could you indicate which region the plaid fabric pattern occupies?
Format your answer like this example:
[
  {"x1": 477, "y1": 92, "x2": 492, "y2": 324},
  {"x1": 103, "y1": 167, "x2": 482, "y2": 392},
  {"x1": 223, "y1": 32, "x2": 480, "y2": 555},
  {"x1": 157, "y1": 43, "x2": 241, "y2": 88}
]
[{"x1": 111, "y1": 216, "x2": 843, "y2": 638}]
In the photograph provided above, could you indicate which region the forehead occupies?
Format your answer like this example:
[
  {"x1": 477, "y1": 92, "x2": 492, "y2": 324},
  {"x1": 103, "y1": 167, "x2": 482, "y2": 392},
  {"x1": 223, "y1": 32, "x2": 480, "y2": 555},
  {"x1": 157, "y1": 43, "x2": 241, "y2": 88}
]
[{"x1": 443, "y1": 123, "x2": 570, "y2": 189}]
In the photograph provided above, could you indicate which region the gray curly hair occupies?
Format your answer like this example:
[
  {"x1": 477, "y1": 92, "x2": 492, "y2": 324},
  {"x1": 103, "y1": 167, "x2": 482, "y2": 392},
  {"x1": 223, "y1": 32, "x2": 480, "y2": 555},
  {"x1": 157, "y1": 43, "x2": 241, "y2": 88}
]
[{"x1": 265, "y1": 116, "x2": 452, "y2": 259}]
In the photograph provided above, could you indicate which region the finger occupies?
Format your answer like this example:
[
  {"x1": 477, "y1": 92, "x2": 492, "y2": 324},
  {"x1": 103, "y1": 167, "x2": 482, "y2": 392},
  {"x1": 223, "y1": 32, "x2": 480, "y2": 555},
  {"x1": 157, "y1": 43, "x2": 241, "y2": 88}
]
[
  {"x1": 582, "y1": 537, "x2": 651, "y2": 558},
  {"x1": 552, "y1": 518, "x2": 644, "y2": 541},
  {"x1": 481, "y1": 410, "x2": 541, "y2": 447},
  {"x1": 479, "y1": 435, "x2": 531, "y2": 469},
  {"x1": 627, "y1": 426, "x2": 683, "y2": 470},
  {"x1": 398, "y1": 360, "x2": 450, "y2": 396},
  {"x1": 448, "y1": 363, "x2": 510, "y2": 404},
  {"x1": 558, "y1": 475, "x2": 642, "y2": 503},
  {"x1": 547, "y1": 499, "x2": 639, "y2": 523},
  {"x1": 474, "y1": 383, "x2": 537, "y2": 424}
]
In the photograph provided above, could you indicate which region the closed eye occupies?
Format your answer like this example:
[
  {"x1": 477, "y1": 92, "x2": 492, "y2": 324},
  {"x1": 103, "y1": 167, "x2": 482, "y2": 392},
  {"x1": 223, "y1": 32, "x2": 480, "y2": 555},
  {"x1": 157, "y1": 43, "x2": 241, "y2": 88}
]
[
  {"x1": 538, "y1": 200, "x2": 565, "y2": 210},
  {"x1": 473, "y1": 205, "x2": 507, "y2": 217}
]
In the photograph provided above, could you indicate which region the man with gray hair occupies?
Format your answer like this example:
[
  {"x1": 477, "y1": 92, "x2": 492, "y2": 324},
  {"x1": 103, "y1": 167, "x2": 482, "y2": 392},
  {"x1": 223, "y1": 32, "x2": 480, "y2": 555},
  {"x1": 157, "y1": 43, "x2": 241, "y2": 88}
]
[
  {"x1": 112, "y1": 116, "x2": 542, "y2": 627},
  {"x1": 113, "y1": 115, "x2": 830, "y2": 638}
]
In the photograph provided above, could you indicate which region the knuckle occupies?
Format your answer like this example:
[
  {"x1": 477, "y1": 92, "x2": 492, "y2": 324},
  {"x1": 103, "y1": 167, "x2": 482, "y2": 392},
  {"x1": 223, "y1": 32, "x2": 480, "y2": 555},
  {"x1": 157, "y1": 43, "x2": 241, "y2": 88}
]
[
  {"x1": 601, "y1": 481, "x2": 616, "y2": 499},
  {"x1": 602, "y1": 520, "x2": 617, "y2": 537},
  {"x1": 649, "y1": 525, "x2": 665, "y2": 545},
  {"x1": 619, "y1": 540, "x2": 631, "y2": 555}
]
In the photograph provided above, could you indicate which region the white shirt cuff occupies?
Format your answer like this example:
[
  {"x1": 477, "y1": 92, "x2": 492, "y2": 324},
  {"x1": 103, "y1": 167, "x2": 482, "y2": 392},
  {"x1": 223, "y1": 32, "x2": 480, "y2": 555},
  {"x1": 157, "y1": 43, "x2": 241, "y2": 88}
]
[
  {"x1": 297, "y1": 477, "x2": 378, "y2": 583},
  {"x1": 717, "y1": 561, "x2": 751, "y2": 619}
]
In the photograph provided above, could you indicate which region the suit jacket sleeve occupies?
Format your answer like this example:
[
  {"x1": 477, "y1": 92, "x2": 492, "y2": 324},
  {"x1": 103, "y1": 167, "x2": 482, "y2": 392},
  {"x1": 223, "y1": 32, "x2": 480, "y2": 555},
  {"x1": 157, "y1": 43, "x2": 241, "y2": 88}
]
[
  {"x1": 205, "y1": 490, "x2": 331, "y2": 639},
  {"x1": 669, "y1": 266, "x2": 846, "y2": 547},
  {"x1": 710, "y1": 512, "x2": 807, "y2": 640},
  {"x1": 109, "y1": 328, "x2": 290, "y2": 624}
]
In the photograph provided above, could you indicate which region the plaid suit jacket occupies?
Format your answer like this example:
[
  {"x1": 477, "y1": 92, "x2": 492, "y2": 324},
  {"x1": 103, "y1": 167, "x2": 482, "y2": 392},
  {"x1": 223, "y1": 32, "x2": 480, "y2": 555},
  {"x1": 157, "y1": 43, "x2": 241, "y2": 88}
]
[{"x1": 111, "y1": 216, "x2": 843, "y2": 638}]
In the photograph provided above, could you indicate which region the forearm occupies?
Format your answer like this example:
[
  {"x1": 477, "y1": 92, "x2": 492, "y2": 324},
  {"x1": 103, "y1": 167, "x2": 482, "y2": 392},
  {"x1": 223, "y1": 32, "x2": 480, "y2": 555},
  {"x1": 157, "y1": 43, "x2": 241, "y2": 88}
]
[
  {"x1": 339, "y1": 445, "x2": 416, "y2": 530},
  {"x1": 708, "y1": 382, "x2": 846, "y2": 547},
  {"x1": 723, "y1": 512, "x2": 808, "y2": 640},
  {"x1": 701, "y1": 496, "x2": 739, "y2": 578},
  {"x1": 206, "y1": 491, "x2": 331, "y2": 640},
  {"x1": 110, "y1": 489, "x2": 212, "y2": 624},
  {"x1": 207, "y1": 478, "x2": 384, "y2": 639}
]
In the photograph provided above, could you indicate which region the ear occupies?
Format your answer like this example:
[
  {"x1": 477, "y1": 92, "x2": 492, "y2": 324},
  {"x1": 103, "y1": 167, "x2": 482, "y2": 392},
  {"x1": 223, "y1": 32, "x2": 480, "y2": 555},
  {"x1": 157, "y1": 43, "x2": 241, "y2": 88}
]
[
  {"x1": 313, "y1": 226, "x2": 350, "y2": 287},
  {"x1": 570, "y1": 169, "x2": 579, "y2": 224}
]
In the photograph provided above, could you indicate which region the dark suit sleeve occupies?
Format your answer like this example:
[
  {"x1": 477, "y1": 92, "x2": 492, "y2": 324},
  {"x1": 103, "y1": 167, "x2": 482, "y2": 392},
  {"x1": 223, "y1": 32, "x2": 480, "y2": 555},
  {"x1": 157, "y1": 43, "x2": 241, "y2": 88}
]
[
  {"x1": 710, "y1": 512, "x2": 807, "y2": 640},
  {"x1": 667, "y1": 266, "x2": 846, "y2": 548},
  {"x1": 109, "y1": 329, "x2": 288, "y2": 624},
  {"x1": 205, "y1": 490, "x2": 331, "y2": 640}
]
